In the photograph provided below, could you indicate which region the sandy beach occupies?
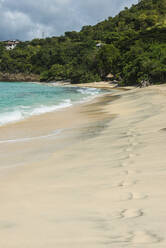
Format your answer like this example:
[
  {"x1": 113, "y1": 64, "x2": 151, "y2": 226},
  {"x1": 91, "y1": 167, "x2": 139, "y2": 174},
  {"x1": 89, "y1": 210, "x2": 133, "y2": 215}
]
[{"x1": 0, "y1": 85, "x2": 166, "y2": 247}]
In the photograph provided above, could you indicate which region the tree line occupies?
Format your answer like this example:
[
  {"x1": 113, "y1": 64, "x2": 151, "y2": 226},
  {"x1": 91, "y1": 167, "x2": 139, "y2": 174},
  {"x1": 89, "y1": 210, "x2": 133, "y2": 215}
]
[{"x1": 0, "y1": 0, "x2": 166, "y2": 85}]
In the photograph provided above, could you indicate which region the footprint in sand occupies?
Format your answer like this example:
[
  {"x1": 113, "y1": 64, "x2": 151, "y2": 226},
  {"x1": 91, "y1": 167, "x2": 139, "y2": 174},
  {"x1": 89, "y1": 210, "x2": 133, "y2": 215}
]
[
  {"x1": 120, "y1": 192, "x2": 133, "y2": 201},
  {"x1": 97, "y1": 191, "x2": 134, "y2": 202},
  {"x1": 120, "y1": 209, "x2": 144, "y2": 218},
  {"x1": 109, "y1": 231, "x2": 161, "y2": 244},
  {"x1": 121, "y1": 161, "x2": 128, "y2": 167},
  {"x1": 102, "y1": 208, "x2": 142, "y2": 221},
  {"x1": 126, "y1": 130, "x2": 140, "y2": 137},
  {"x1": 128, "y1": 153, "x2": 139, "y2": 159},
  {"x1": 117, "y1": 191, "x2": 148, "y2": 201},
  {"x1": 0, "y1": 221, "x2": 16, "y2": 229},
  {"x1": 160, "y1": 128, "x2": 166, "y2": 132},
  {"x1": 125, "y1": 147, "x2": 133, "y2": 152},
  {"x1": 109, "y1": 233, "x2": 132, "y2": 243},
  {"x1": 131, "y1": 231, "x2": 162, "y2": 244},
  {"x1": 124, "y1": 169, "x2": 141, "y2": 175},
  {"x1": 121, "y1": 159, "x2": 134, "y2": 167},
  {"x1": 132, "y1": 141, "x2": 139, "y2": 146},
  {"x1": 128, "y1": 138, "x2": 136, "y2": 144},
  {"x1": 126, "y1": 130, "x2": 133, "y2": 136},
  {"x1": 118, "y1": 180, "x2": 138, "y2": 187},
  {"x1": 127, "y1": 192, "x2": 148, "y2": 200},
  {"x1": 132, "y1": 192, "x2": 148, "y2": 200}
]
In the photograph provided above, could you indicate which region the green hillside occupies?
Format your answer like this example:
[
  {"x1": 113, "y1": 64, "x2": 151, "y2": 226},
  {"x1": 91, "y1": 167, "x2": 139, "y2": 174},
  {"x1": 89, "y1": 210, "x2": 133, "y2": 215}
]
[{"x1": 0, "y1": 0, "x2": 166, "y2": 85}]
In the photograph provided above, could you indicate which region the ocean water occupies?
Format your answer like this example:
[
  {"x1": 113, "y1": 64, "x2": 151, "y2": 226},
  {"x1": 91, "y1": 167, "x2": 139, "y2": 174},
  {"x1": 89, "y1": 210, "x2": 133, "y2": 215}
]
[{"x1": 0, "y1": 82, "x2": 103, "y2": 126}]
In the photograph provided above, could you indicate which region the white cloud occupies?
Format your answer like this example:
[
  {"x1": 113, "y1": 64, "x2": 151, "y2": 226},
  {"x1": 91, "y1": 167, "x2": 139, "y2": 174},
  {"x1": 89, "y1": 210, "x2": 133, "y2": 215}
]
[{"x1": 0, "y1": 0, "x2": 137, "y2": 41}]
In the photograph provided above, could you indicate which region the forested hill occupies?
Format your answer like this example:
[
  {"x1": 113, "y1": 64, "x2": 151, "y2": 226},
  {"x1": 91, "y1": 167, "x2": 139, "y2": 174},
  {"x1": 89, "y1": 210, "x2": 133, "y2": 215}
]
[{"x1": 0, "y1": 0, "x2": 166, "y2": 85}]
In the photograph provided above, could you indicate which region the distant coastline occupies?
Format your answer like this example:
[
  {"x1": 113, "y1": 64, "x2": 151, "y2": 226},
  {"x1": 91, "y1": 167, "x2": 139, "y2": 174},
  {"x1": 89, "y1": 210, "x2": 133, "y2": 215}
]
[{"x1": 0, "y1": 74, "x2": 135, "y2": 91}]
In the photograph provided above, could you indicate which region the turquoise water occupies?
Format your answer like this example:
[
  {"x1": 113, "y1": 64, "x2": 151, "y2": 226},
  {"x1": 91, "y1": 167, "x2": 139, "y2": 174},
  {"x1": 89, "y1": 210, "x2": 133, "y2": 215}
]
[{"x1": 0, "y1": 82, "x2": 102, "y2": 126}]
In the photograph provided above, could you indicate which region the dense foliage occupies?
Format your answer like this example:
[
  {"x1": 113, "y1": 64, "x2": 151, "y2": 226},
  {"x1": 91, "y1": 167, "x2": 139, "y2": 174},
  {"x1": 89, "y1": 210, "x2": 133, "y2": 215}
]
[{"x1": 0, "y1": 0, "x2": 166, "y2": 85}]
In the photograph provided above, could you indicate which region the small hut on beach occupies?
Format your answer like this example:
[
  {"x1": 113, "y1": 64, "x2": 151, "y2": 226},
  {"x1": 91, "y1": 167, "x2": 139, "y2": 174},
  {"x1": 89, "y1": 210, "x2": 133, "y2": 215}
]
[{"x1": 106, "y1": 73, "x2": 114, "y2": 81}]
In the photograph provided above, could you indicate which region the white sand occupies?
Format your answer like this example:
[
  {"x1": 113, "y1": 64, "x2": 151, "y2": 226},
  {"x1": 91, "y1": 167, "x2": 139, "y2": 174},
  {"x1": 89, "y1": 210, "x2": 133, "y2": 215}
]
[{"x1": 0, "y1": 85, "x2": 166, "y2": 247}]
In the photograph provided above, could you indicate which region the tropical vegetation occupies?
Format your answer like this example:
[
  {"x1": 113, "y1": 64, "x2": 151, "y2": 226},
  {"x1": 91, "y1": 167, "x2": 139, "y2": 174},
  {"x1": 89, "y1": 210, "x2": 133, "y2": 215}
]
[{"x1": 0, "y1": 0, "x2": 166, "y2": 85}]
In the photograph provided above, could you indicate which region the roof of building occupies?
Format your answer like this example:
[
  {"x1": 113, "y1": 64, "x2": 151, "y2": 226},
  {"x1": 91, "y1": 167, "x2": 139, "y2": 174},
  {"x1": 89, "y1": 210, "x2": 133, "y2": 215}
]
[{"x1": 106, "y1": 73, "x2": 114, "y2": 78}]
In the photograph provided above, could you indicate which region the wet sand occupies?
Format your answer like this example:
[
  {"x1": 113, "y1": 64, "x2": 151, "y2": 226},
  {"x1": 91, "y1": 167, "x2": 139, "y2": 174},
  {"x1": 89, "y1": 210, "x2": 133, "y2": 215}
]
[{"x1": 0, "y1": 85, "x2": 166, "y2": 247}]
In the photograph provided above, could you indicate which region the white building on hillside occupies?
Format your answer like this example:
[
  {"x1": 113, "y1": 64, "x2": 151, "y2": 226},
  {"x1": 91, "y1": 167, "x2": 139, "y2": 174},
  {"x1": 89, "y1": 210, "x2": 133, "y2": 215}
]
[{"x1": 5, "y1": 40, "x2": 20, "y2": 50}]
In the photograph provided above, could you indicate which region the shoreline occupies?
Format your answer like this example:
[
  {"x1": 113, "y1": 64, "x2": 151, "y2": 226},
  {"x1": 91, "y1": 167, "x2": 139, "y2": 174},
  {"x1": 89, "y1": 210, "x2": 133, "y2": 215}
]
[
  {"x1": 0, "y1": 79, "x2": 136, "y2": 90},
  {"x1": 0, "y1": 82, "x2": 111, "y2": 128},
  {"x1": 0, "y1": 91, "x2": 118, "y2": 170},
  {"x1": 1, "y1": 85, "x2": 166, "y2": 246},
  {"x1": 55, "y1": 81, "x2": 136, "y2": 90},
  {"x1": 32, "y1": 80, "x2": 136, "y2": 91}
]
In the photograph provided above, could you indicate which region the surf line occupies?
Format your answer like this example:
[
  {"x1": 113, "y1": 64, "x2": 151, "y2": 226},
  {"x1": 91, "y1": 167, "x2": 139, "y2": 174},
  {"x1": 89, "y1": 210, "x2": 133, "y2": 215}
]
[{"x1": 0, "y1": 129, "x2": 63, "y2": 144}]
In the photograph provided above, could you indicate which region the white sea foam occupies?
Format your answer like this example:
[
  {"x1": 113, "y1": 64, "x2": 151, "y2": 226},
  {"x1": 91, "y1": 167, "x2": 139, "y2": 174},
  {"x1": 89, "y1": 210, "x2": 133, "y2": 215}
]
[
  {"x1": 0, "y1": 110, "x2": 23, "y2": 126},
  {"x1": 76, "y1": 87, "x2": 100, "y2": 96},
  {"x1": 76, "y1": 87, "x2": 103, "y2": 104},
  {"x1": 0, "y1": 100, "x2": 72, "y2": 126},
  {"x1": 30, "y1": 99, "x2": 72, "y2": 115},
  {"x1": 0, "y1": 86, "x2": 102, "y2": 127}
]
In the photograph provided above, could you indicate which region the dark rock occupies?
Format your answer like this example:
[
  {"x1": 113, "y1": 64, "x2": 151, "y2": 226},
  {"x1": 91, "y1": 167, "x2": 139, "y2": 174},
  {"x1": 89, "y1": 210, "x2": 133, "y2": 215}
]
[
  {"x1": 139, "y1": 79, "x2": 150, "y2": 88},
  {"x1": 0, "y1": 72, "x2": 40, "y2": 82}
]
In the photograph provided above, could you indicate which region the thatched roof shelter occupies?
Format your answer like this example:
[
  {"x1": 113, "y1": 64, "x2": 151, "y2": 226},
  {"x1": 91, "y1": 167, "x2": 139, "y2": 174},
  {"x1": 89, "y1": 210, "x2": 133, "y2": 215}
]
[{"x1": 106, "y1": 73, "x2": 114, "y2": 79}]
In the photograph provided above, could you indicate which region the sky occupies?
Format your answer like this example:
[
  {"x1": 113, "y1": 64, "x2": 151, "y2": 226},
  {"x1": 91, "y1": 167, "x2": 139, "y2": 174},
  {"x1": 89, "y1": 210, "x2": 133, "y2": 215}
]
[{"x1": 0, "y1": 0, "x2": 138, "y2": 41}]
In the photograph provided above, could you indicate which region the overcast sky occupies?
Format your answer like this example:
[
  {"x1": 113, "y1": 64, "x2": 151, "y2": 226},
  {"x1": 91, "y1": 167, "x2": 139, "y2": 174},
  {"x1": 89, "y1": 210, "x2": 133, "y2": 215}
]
[{"x1": 0, "y1": 0, "x2": 138, "y2": 41}]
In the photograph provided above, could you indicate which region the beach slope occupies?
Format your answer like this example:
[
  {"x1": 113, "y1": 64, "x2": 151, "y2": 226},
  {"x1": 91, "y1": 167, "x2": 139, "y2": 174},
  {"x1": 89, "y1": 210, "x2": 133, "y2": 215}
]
[{"x1": 0, "y1": 85, "x2": 166, "y2": 247}]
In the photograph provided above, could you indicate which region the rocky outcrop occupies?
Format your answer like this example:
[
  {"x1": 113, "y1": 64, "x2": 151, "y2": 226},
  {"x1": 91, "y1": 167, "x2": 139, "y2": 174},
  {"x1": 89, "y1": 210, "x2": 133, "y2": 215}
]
[
  {"x1": 139, "y1": 79, "x2": 151, "y2": 88},
  {"x1": 0, "y1": 72, "x2": 40, "y2": 82}
]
